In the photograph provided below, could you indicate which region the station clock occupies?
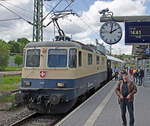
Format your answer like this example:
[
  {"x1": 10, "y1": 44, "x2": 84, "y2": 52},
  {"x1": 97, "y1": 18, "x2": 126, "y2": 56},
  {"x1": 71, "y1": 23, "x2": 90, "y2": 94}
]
[{"x1": 100, "y1": 21, "x2": 122, "y2": 44}]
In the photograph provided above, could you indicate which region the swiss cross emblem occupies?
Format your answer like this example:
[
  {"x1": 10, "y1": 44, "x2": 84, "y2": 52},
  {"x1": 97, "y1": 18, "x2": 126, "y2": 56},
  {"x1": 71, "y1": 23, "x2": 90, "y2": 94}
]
[{"x1": 40, "y1": 71, "x2": 46, "y2": 78}]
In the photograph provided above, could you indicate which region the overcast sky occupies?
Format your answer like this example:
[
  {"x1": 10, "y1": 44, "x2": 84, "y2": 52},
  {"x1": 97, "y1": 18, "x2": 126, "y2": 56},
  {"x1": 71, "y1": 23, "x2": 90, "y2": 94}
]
[{"x1": 0, "y1": 0, "x2": 150, "y2": 55}]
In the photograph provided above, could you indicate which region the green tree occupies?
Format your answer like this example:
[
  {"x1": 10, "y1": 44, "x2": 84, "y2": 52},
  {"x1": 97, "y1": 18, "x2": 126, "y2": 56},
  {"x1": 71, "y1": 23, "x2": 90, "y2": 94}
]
[
  {"x1": 8, "y1": 41, "x2": 20, "y2": 53},
  {"x1": 17, "y1": 38, "x2": 29, "y2": 53},
  {"x1": 0, "y1": 40, "x2": 9, "y2": 71},
  {"x1": 14, "y1": 55, "x2": 23, "y2": 66}
]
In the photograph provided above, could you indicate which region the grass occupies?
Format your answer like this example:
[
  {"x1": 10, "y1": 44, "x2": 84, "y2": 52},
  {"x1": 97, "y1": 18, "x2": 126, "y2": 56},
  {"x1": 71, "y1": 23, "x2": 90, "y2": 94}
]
[
  {"x1": 4, "y1": 66, "x2": 22, "y2": 71},
  {"x1": 0, "y1": 75, "x2": 21, "y2": 91},
  {"x1": 0, "y1": 75, "x2": 21, "y2": 103},
  {"x1": 0, "y1": 94, "x2": 14, "y2": 103}
]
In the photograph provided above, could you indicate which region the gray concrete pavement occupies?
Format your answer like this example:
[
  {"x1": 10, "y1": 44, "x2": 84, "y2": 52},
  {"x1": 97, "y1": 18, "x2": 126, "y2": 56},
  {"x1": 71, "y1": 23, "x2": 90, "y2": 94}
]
[
  {"x1": 94, "y1": 85, "x2": 150, "y2": 126},
  {"x1": 56, "y1": 81, "x2": 150, "y2": 126}
]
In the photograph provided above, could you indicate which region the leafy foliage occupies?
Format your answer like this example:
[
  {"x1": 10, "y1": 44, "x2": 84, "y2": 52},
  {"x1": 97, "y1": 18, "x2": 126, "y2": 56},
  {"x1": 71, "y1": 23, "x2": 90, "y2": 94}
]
[
  {"x1": 0, "y1": 38, "x2": 29, "y2": 71},
  {"x1": 8, "y1": 38, "x2": 29, "y2": 53},
  {"x1": 8, "y1": 41, "x2": 20, "y2": 53},
  {"x1": 0, "y1": 40, "x2": 9, "y2": 70},
  {"x1": 14, "y1": 55, "x2": 23, "y2": 66},
  {"x1": 17, "y1": 38, "x2": 29, "y2": 53}
]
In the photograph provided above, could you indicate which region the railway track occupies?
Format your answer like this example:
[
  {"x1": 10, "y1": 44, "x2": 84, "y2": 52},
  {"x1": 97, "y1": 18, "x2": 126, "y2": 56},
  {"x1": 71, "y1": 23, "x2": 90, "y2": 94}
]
[
  {"x1": 0, "y1": 110, "x2": 63, "y2": 126},
  {"x1": 20, "y1": 114, "x2": 63, "y2": 126},
  {"x1": 0, "y1": 110, "x2": 37, "y2": 126}
]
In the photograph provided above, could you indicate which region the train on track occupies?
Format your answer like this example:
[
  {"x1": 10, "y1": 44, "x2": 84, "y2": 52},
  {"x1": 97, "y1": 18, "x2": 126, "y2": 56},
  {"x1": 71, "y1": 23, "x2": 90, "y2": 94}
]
[{"x1": 19, "y1": 37, "x2": 125, "y2": 114}]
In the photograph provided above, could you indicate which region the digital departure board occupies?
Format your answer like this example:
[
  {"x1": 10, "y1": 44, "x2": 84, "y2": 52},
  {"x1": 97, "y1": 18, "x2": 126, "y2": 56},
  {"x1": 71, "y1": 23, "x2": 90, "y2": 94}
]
[{"x1": 125, "y1": 22, "x2": 150, "y2": 44}]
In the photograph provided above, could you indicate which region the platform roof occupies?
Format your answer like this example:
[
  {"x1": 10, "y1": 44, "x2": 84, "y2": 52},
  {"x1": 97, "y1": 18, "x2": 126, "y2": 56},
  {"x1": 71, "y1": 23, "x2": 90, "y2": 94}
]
[
  {"x1": 106, "y1": 55, "x2": 125, "y2": 63},
  {"x1": 132, "y1": 44, "x2": 150, "y2": 59}
]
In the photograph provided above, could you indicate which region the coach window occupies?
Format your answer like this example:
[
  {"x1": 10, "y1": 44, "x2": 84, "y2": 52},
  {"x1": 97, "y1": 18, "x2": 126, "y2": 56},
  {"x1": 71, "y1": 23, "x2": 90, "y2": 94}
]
[
  {"x1": 88, "y1": 54, "x2": 92, "y2": 65},
  {"x1": 78, "y1": 51, "x2": 82, "y2": 67},
  {"x1": 96, "y1": 56, "x2": 100, "y2": 64},
  {"x1": 69, "y1": 48, "x2": 77, "y2": 68},
  {"x1": 26, "y1": 49, "x2": 40, "y2": 67}
]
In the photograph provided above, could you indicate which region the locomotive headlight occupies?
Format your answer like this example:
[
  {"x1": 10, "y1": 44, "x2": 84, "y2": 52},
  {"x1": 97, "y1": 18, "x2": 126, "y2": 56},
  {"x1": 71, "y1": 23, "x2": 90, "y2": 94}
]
[
  {"x1": 24, "y1": 81, "x2": 31, "y2": 86},
  {"x1": 57, "y1": 83, "x2": 64, "y2": 87}
]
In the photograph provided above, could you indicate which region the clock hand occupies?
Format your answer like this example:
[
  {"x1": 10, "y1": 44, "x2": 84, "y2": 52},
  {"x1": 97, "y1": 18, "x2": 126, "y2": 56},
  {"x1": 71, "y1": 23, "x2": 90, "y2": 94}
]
[{"x1": 110, "y1": 28, "x2": 119, "y2": 33}]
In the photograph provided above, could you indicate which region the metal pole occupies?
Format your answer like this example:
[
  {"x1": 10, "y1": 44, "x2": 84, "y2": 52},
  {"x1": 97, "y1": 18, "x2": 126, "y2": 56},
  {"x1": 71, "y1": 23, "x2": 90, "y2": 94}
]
[{"x1": 33, "y1": 0, "x2": 43, "y2": 42}]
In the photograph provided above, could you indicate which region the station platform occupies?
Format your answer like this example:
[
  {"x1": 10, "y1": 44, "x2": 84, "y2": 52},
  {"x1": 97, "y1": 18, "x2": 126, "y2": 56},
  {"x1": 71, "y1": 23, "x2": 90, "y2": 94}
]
[{"x1": 56, "y1": 80, "x2": 150, "y2": 126}]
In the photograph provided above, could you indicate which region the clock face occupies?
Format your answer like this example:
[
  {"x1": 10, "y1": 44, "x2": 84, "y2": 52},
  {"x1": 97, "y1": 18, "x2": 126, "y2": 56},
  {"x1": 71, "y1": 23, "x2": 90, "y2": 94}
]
[{"x1": 100, "y1": 21, "x2": 122, "y2": 44}]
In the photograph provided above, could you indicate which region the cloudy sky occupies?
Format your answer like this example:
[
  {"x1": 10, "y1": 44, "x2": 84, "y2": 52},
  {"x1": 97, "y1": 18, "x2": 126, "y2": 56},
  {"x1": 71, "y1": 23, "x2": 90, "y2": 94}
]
[{"x1": 0, "y1": 0, "x2": 150, "y2": 54}]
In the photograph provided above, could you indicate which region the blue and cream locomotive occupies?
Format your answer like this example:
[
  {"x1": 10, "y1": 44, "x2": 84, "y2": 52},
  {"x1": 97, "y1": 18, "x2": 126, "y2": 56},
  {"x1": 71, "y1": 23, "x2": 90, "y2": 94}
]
[{"x1": 20, "y1": 39, "x2": 124, "y2": 114}]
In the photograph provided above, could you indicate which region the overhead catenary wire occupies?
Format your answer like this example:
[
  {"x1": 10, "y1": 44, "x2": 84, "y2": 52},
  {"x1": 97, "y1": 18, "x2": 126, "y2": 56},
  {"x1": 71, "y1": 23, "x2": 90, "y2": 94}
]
[
  {"x1": 63, "y1": 0, "x2": 74, "y2": 11},
  {"x1": 75, "y1": 13, "x2": 100, "y2": 38},
  {"x1": 0, "y1": 17, "x2": 21, "y2": 21},
  {"x1": 43, "y1": 0, "x2": 74, "y2": 24},
  {"x1": 64, "y1": 0, "x2": 72, "y2": 10},
  {"x1": 42, "y1": 0, "x2": 64, "y2": 22},
  {"x1": 63, "y1": 0, "x2": 101, "y2": 43},
  {"x1": 44, "y1": 0, "x2": 99, "y2": 39},
  {"x1": 44, "y1": 2, "x2": 53, "y2": 12},
  {"x1": 0, "y1": 0, "x2": 33, "y2": 15},
  {"x1": 44, "y1": 1, "x2": 75, "y2": 28},
  {"x1": 79, "y1": 1, "x2": 100, "y2": 37},
  {"x1": 0, "y1": 3, "x2": 33, "y2": 25}
]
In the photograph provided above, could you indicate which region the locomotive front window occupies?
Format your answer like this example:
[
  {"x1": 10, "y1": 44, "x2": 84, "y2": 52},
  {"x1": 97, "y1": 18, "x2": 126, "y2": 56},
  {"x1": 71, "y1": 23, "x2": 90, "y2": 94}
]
[
  {"x1": 48, "y1": 49, "x2": 67, "y2": 67},
  {"x1": 26, "y1": 49, "x2": 40, "y2": 67}
]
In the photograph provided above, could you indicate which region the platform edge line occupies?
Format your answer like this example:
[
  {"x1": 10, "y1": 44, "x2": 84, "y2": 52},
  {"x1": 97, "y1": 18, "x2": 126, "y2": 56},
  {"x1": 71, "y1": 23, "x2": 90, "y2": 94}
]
[
  {"x1": 83, "y1": 83, "x2": 116, "y2": 126},
  {"x1": 55, "y1": 81, "x2": 115, "y2": 126}
]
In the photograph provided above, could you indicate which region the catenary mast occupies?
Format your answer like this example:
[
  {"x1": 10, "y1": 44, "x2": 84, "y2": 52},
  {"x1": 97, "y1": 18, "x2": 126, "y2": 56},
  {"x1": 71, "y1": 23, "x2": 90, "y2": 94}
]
[{"x1": 33, "y1": 0, "x2": 44, "y2": 42}]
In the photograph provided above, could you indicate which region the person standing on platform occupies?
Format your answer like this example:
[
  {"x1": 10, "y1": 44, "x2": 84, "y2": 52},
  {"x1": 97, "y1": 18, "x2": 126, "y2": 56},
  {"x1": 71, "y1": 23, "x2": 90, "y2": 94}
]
[
  {"x1": 118, "y1": 71, "x2": 123, "y2": 81},
  {"x1": 129, "y1": 67, "x2": 133, "y2": 80},
  {"x1": 133, "y1": 68, "x2": 138, "y2": 83},
  {"x1": 138, "y1": 68, "x2": 144, "y2": 86},
  {"x1": 115, "y1": 72, "x2": 137, "y2": 126},
  {"x1": 114, "y1": 66, "x2": 119, "y2": 80}
]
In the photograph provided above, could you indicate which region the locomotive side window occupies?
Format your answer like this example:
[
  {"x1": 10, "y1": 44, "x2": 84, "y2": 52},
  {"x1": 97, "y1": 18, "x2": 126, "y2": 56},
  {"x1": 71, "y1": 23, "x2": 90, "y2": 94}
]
[
  {"x1": 96, "y1": 56, "x2": 100, "y2": 64},
  {"x1": 88, "y1": 54, "x2": 92, "y2": 65},
  {"x1": 26, "y1": 49, "x2": 40, "y2": 67},
  {"x1": 48, "y1": 49, "x2": 67, "y2": 67},
  {"x1": 78, "y1": 51, "x2": 82, "y2": 67},
  {"x1": 69, "y1": 48, "x2": 77, "y2": 68},
  {"x1": 102, "y1": 57, "x2": 105, "y2": 65}
]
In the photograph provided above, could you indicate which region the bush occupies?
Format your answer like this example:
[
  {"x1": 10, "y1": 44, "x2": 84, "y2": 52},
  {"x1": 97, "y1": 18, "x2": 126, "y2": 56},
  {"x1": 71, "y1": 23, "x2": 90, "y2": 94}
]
[
  {"x1": 0, "y1": 40, "x2": 9, "y2": 71},
  {"x1": 14, "y1": 55, "x2": 23, "y2": 66}
]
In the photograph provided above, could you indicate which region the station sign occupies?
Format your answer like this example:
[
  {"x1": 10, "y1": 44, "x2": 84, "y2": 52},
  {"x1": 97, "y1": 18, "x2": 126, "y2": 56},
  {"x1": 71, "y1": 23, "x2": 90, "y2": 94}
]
[{"x1": 125, "y1": 22, "x2": 150, "y2": 45}]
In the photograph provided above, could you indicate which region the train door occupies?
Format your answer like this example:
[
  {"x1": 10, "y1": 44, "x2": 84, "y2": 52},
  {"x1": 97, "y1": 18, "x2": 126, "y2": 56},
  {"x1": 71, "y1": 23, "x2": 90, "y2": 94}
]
[{"x1": 107, "y1": 60, "x2": 112, "y2": 80}]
